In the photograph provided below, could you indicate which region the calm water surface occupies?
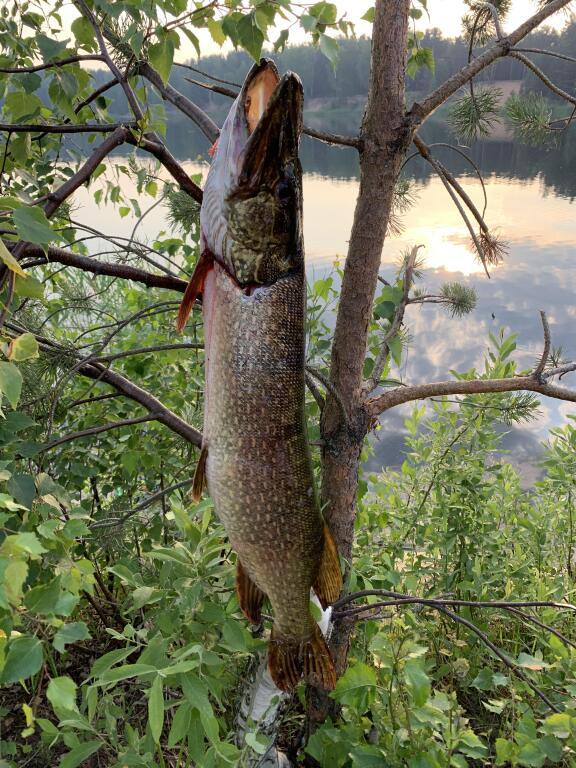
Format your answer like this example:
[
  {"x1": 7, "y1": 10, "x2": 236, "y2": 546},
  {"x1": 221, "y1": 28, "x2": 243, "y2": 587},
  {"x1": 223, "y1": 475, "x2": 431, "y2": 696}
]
[{"x1": 74, "y1": 127, "x2": 575, "y2": 475}]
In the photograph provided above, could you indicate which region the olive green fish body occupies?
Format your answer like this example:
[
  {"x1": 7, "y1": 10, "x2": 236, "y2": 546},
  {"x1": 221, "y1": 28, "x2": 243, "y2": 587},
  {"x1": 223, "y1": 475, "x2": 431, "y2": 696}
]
[
  {"x1": 203, "y1": 262, "x2": 323, "y2": 642},
  {"x1": 178, "y1": 60, "x2": 341, "y2": 691}
]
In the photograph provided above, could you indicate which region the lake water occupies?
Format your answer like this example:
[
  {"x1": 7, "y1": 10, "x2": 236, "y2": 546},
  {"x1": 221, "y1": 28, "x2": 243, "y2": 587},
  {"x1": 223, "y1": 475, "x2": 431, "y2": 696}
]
[{"x1": 73, "y1": 123, "x2": 576, "y2": 477}]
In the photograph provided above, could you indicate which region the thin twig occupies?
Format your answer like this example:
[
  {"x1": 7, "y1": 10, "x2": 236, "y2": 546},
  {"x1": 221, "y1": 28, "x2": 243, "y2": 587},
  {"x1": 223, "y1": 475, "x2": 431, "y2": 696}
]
[
  {"x1": 510, "y1": 51, "x2": 576, "y2": 107},
  {"x1": 534, "y1": 310, "x2": 551, "y2": 379},
  {"x1": 90, "y1": 478, "x2": 194, "y2": 529},
  {"x1": 0, "y1": 122, "x2": 137, "y2": 134},
  {"x1": 0, "y1": 55, "x2": 104, "y2": 73},
  {"x1": 39, "y1": 413, "x2": 157, "y2": 453},
  {"x1": 365, "y1": 245, "x2": 422, "y2": 393}
]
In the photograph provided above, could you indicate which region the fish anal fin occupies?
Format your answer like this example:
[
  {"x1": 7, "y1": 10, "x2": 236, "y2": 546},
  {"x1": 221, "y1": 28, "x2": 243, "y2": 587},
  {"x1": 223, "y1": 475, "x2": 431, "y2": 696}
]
[
  {"x1": 236, "y1": 560, "x2": 265, "y2": 624},
  {"x1": 191, "y1": 445, "x2": 208, "y2": 502},
  {"x1": 313, "y1": 524, "x2": 342, "y2": 610},
  {"x1": 176, "y1": 250, "x2": 213, "y2": 332},
  {"x1": 268, "y1": 623, "x2": 336, "y2": 692}
]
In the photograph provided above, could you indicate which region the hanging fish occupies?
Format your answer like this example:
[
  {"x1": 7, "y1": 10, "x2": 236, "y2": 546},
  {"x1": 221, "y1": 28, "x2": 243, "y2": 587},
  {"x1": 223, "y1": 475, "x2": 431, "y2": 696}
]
[{"x1": 177, "y1": 59, "x2": 341, "y2": 692}]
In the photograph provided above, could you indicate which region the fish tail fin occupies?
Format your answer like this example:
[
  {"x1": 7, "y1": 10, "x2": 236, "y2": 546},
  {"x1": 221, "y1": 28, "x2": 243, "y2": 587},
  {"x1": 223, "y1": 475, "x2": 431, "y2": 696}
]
[
  {"x1": 236, "y1": 559, "x2": 265, "y2": 624},
  {"x1": 268, "y1": 622, "x2": 336, "y2": 692},
  {"x1": 176, "y1": 250, "x2": 213, "y2": 332},
  {"x1": 313, "y1": 524, "x2": 342, "y2": 609}
]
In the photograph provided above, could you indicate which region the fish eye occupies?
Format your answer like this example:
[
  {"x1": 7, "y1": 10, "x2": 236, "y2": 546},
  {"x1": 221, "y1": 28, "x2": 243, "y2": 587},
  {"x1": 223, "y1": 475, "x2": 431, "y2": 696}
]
[{"x1": 276, "y1": 179, "x2": 292, "y2": 201}]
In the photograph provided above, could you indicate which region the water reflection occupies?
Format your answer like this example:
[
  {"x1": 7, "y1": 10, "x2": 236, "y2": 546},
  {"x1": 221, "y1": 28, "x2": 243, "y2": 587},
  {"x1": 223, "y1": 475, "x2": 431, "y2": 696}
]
[{"x1": 71, "y1": 119, "x2": 575, "y2": 476}]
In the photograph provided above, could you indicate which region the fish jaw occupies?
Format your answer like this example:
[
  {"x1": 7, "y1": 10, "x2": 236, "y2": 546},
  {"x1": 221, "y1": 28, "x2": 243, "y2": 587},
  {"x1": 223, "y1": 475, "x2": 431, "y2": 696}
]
[{"x1": 200, "y1": 59, "x2": 304, "y2": 287}]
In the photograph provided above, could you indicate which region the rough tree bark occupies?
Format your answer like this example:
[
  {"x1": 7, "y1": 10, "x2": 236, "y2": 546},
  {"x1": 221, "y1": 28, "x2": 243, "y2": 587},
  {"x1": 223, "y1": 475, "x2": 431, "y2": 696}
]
[{"x1": 321, "y1": 0, "x2": 411, "y2": 561}]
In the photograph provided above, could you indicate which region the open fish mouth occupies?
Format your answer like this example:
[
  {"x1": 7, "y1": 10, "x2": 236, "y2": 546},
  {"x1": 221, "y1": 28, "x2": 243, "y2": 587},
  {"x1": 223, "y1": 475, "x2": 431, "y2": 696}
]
[{"x1": 236, "y1": 59, "x2": 304, "y2": 195}]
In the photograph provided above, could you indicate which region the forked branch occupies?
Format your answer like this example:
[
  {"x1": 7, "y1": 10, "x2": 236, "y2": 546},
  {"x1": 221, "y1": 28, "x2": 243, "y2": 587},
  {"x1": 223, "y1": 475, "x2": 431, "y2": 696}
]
[{"x1": 409, "y1": 0, "x2": 573, "y2": 124}]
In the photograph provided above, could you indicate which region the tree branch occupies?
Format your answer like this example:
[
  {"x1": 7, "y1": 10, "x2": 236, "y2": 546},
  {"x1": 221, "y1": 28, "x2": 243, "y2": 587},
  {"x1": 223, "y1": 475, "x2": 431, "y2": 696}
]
[
  {"x1": 183, "y1": 75, "x2": 361, "y2": 150},
  {"x1": 0, "y1": 55, "x2": 104, "y2": 73},
  {"x1": 43, "y1": 125, "x2": 130, "y2": 218},
  {"x1": 90, "y1": 478, "x2": 195, "y2": 529},
  {"x1": 39, "y1": 413, "x2": 157, "y2": 452},
  {"x1": 0, "y1": 122, "x2": 136, "y2": 134},
  {"x1": 409, "y1": 0, "x2": 573, "y2": 124},
  {"x1": 137, "y1": 62, "x2": 220, "y2": 143},
  {"x1": 79, "y1": 362, "x2": 202, "y2": 446},
  {"x1": 15, "y1": 243, "x2": 188, "y2": 292},
  {"x1": 365, "y1": 371, "x2": 576, "y2": 417},
  {"x1": 364, "y1": 245, "x2": 421, "y2": 393},
  {"x1": 510, "y1": 50, "x2": 576, "y2": 107},
  {"x1": 125, "y1": 133, "x2": 203, "y2": 203},
  {"x1": 93, "y1": 342, "x2": 203, "y2": 364},
  {"x1": 534, "y1": 310, "x2": 551, "y2": 378}
]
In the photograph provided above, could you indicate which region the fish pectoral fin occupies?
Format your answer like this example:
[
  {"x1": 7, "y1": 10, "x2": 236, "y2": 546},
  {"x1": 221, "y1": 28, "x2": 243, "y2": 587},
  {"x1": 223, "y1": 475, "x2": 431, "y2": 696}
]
[
  {"x1": 268, "y1": 623, "x2": 336, "y2": 692},
  {"x1": 236, "y1": 559, "x2": 266, "y2": 624},
  {"x1": 313, "y1": 524, "x2": 342, "y2": 609},
  {"x1": 191, "y1": 445, "x2": 208, "y2": 502},
  {"x1": 176, "y1": 250, "x2": 213, "y2": 332}
]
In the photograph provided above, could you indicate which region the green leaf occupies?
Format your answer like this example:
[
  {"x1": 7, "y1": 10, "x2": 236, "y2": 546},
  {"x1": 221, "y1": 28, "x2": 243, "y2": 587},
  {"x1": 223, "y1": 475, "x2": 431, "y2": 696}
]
[
  {"x1": 59, "y1": 741, "x2": 102, "y2": 768},
  {"x1": 24, "y1": 576, "x2": 62, "y2": 615},
  {"x1": 0, "y1": 362, "x2": 23, "y2": 408},
  {"x1": 332, "y1": 662, "x2": 377, "y2": 710},
  {"x1": 167, "y1": 701, "x2": 191, "y2": 747},
  {"x1": 517, "y1": 652, "x2": 548, "y2": 670},
  {"x1": 97, "y1": 663, "x2": 157, "y2": 685},
  {"x1": 53, "y1": 621, "x2": 91, "y2": 653},
  {"x1": 0, "y1": 239, "x2": 27, "y2": 277},
  {"x1": 388, "y1": 335, "x2": 402, "y2": 367},
  {"x1": 36, "y1": 33, "x2": 69, "y2": 62},
  {"x1": 7, "y1": 333, "x2": 39, "y2": 362},
  {"x1": 4, "y1": 559, "x2": 28, "y2": 605},
  {"x1": 4, "y1": 91, "x2": 43, "y2": 121},
  {"x1": 148, "y1": 675, "x2": 164, "y2": 743},
  {"x1": 237, "y1": 13, "x2": 264, "y2": 61},
  {"x1": 362, "y1": 7, "x2": 375, "y2": 22},
  {"x1": 148, "y1": 37, "x2": 175, "y2": 84},
  {"x1": 517, "y1": 740, "x2": 546, "y2": 768},
  {"x1": 47, "y1": 676, "x2": 78, "y2": 715},
  {"x1": 543, "y1": 712, "x2": 573, "y2": 739},
  {"x1": 0, "y1": 636, "x2": 43, "y2": 683},
  {"x1": 310, "y1": 2, "x2": 337, "y2": 24},
  {"x1": 207, "y1": 18, "x2": 226, "y2": 46},
  {"x1": 319, "y1": 34, "x2": 339, "y2": 69},
  {"x1": 1, "y1": 532, "x2": 47, "y2": 557},
  {"x1": 14, "y1": 274, "x2": 45, "y2": 299},
  {"x1": 457, "y1": 729, "x2": 487, "y2": 759},
  {"x1": 71, "y1": 16, "x2": 96, "y2": 51},
  {"x1": 404, "y1": 660, "x2": 430, "y2": 707},
  {"x1": 495, "y1": 738, "x2": 516, "y2": 765},
  {"x1": 13, "y1": 206, "x2": 57, "y2": 247},
  {"x1": 7, "y1": 472, "x2": 36, "y2": 509}
]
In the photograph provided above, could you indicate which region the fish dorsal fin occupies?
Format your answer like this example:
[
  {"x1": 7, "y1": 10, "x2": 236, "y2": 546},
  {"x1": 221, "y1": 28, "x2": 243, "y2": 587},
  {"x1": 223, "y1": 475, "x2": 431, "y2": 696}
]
[
  {"x1": 236, "y1": 560, "x2": 266, "y2": 624},
  {"x1": 313, "y1": 525, "x2": 342, "y2": 610},
  {"x1": 268, "y1": 622, "x2": 336, "y2": 692},
  {"x1": 176, "y1": 250, "x2": 213, "y2": 332},
  {"x1": 191, "y1": 445, "x2": 208, "y2": 502}
]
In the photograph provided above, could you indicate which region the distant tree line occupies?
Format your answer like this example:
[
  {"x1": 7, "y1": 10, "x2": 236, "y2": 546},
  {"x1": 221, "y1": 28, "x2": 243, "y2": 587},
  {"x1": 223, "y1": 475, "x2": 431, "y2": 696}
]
[{"x1": 80, "y1": 20, "x2": 576, "y2": 124}]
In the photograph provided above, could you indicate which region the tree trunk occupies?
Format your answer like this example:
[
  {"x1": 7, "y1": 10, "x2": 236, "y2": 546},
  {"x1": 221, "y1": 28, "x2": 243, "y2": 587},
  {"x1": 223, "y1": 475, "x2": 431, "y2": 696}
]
[{"x1": 311, "y1": 0, "x2": 412, "y2": 726}]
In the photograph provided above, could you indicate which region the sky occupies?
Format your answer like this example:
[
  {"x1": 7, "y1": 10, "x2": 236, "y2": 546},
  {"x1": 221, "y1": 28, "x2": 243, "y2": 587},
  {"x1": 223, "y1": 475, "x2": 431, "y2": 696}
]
[
  {"x1": 186, "y1": 0, "x2": 570, "y2": 58},
  {"x1": 59, "y1": 1, "x2": 571, "y2": 65},
  {"x1": 329, "y1": 1, "x2": 568, "y2": 40}
]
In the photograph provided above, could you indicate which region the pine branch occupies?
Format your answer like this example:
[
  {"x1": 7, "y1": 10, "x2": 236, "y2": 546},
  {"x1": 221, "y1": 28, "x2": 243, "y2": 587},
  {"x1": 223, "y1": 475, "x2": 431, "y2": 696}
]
[{"x1": 409, "y1": 0, "x2": 573, "y2": 124}]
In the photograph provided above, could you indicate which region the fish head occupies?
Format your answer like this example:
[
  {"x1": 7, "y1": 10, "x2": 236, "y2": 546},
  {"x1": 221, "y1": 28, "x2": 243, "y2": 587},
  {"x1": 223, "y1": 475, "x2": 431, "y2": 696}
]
[{"x1": 201, "y1": 59, "x2": 304, "y2": 286}]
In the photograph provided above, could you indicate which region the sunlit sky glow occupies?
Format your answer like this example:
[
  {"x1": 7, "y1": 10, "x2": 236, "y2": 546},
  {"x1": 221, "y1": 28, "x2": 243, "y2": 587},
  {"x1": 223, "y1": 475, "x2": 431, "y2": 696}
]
[
  {"x1": 186, "y1": 0, "x2": 570, "y2": 59},
  {"x1": 58, "y1": 1, "x2": 571, "y2": 65}
]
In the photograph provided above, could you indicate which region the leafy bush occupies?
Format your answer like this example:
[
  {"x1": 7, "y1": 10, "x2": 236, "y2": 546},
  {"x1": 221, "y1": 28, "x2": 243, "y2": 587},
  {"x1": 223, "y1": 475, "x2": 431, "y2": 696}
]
[{"x1": 1, "y1": 324, "x2": 576, "y2": 766}]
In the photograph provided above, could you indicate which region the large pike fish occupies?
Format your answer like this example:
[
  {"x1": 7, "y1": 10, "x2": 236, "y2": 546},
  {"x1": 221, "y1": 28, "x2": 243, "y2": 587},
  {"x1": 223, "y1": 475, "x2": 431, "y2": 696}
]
[{"x1": 176, "y1": 60, "x2": 341, "y2": 691}]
